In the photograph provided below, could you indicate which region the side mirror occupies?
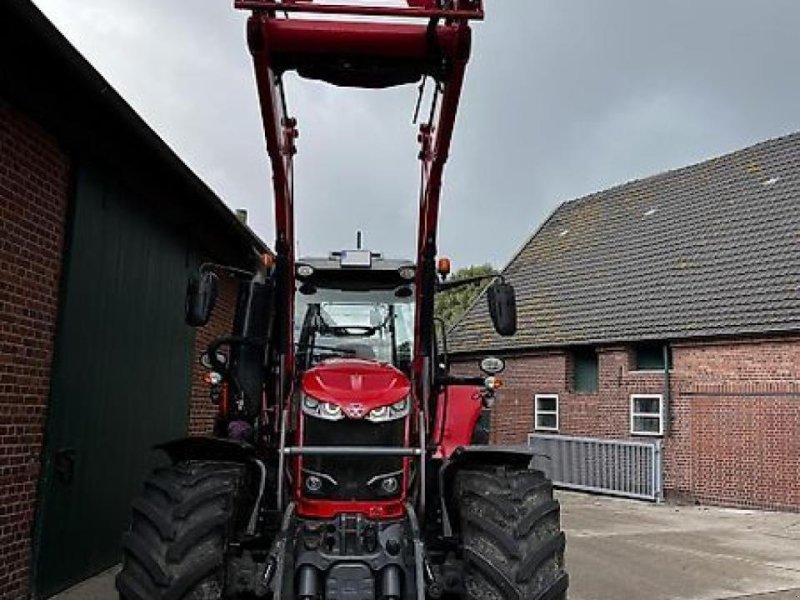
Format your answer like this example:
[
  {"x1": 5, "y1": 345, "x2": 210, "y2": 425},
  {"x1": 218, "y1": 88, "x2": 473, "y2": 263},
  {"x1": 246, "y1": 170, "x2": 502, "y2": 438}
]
[
  {"x1": 487, "y1": 281, "x2": 517, "y2": 336},
  {"x1": 185, "y1": 271, "x2": 219, "y2": 327}
]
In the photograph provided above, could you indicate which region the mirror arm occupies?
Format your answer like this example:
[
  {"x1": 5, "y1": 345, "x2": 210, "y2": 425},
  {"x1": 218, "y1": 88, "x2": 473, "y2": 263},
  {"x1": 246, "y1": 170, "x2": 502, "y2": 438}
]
[
  {"x1": 436, "y1": 374, "x2": 486, "y2": 387},
  {"x1": 200, "y1": 262, "x2": 256, "y2": 279},
  {"x1": 435, "y1": 273, "x2": 502, "y2": 293}
]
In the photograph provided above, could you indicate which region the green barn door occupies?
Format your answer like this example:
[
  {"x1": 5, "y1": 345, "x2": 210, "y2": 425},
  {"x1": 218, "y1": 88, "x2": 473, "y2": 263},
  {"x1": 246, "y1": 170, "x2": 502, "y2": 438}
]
[{"x1": 33, "y1": 164, "x2": 196, "y2": 598}]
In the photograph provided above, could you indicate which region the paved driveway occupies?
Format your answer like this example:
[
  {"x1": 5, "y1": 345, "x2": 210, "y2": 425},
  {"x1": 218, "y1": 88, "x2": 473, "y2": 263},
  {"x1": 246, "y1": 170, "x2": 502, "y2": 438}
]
[
  {"x1": 56, "y1": 492, "x2": 800, "y2": 600},
  {"x1": 561, "y1": 491, "x2": 800, "y2": 600}
]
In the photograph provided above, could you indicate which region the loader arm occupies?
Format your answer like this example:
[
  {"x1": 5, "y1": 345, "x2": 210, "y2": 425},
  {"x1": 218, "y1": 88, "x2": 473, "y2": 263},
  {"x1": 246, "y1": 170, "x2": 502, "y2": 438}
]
[
  {"x1": 238, "y1": 0, "x2": 482, "y2": 415},
  {"x1": 117, "y1": 7, "x2": 571, "y2": 600}
]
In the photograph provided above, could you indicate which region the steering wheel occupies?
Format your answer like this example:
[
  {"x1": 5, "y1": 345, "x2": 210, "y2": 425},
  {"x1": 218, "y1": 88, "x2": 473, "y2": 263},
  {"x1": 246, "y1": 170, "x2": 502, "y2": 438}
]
[{"x1": 320, "y1": 324, "x2": 378, "y2": 337}]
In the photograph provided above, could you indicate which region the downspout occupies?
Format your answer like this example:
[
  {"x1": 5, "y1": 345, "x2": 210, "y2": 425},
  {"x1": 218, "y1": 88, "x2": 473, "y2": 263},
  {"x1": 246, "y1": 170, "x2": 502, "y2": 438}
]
[{"x1": 662, "y1": 343, "x2": 671, "y2": 436}]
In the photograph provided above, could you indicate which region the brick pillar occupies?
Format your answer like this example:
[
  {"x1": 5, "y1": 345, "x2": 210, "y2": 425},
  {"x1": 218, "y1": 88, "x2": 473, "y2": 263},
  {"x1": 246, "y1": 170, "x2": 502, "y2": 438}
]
[{"x1": 0, "y1": 102, "x2": 70, "y2": 599}]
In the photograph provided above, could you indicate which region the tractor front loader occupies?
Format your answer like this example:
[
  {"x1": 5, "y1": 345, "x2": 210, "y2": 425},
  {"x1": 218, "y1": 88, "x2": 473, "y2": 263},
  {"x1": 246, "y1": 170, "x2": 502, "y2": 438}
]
[{"x1": 116, "y1": 2, "x2": 568, "y2": 599}]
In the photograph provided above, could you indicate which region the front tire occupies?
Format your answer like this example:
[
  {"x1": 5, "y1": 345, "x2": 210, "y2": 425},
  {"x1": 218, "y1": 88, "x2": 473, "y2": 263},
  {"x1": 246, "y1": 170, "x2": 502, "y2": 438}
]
[
  {"x1": 455, "y1": 465, "x2": 568, "y2": 600},
  {"x1": 116, "y1": 461, "x2": 246, "y2": 600}
]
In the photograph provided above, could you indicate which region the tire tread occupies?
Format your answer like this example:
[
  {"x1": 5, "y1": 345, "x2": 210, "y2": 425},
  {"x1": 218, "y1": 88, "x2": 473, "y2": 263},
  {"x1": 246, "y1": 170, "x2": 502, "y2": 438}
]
[
  {"x1": 116, "y1": 461, "x2": 244, "y2": 600},
  {"x1": 455, "y1": 465, "x2": 567, "y2": 600}
]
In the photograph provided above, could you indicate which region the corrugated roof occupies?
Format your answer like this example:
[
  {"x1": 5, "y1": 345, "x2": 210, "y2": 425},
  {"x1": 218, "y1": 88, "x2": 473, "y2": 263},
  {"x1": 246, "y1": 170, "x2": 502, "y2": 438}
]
[{"x1": 449, "y1": 132, "x2": 800, "y2": 354}]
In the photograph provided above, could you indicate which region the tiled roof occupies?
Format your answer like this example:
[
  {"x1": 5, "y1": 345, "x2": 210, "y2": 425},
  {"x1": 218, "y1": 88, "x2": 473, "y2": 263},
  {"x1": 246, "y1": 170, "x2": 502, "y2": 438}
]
[{"x1": 449, "y1": 132, "x2": 800, "y2": 354}]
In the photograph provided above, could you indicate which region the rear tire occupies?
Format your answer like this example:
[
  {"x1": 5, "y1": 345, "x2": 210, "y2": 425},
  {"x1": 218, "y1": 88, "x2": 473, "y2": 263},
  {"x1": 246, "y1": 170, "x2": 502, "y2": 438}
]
[
  {"x1": 454, "y1": 465, "x2": 568, "y2": 600},
  {"x1": 116, "y1": 461, "x2": 246, "y2": 600}
]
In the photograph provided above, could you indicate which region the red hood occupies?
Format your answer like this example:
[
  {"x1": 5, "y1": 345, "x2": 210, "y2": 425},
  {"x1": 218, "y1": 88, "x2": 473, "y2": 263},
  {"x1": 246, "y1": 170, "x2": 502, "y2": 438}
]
[{"x1": 302, "y1": 359, "x2": 411, "y2": 415}]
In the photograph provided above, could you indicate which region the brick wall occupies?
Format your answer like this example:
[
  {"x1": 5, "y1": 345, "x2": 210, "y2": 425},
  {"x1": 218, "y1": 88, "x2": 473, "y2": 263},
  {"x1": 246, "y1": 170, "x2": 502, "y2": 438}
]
[
  {"x1": 675, "y1": 338, "x2": 800, "y2": 511},
  {"x1": 0, "y1": 102, "x2": 69, "y2": 599},
  {"x1": 453, "y1": 348, "x2": 666, "y2": 444},
  {"x1": 453, "y1": 335, "x2": 800, "y2": 511},
  {"x1": 188, "y1": 275, "x2": 239, "y2": 435}
]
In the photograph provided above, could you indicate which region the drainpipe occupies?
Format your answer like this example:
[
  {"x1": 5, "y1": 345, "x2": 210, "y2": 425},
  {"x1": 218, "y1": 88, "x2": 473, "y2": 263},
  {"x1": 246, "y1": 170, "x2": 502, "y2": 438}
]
[{"x1": 662, "y1": 343, "x2": 671, "y2": 436}]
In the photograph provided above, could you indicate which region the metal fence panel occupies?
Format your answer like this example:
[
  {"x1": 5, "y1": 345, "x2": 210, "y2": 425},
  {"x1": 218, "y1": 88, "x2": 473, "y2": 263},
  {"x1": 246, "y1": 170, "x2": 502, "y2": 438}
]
[{"x1": 529, "y1": 433, "x2": 663, "y2": 501}]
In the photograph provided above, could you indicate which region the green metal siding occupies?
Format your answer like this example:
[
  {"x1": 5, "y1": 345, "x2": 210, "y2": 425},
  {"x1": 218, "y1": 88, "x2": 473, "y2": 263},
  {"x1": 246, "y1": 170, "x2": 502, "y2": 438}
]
[{"x1": 33, "y1": 163, "x2": 197, "y2": 597}]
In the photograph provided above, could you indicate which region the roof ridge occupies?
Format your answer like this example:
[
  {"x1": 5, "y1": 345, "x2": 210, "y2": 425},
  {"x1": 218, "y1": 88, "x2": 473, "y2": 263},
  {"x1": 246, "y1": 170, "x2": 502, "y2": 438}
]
[{"x1": 559, "y1": 129, "x2": 800, "y2": 211}]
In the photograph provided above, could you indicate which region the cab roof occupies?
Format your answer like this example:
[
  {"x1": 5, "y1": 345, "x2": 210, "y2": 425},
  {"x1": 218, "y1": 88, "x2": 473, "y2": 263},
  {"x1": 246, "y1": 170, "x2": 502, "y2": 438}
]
[{"x1": 297, "y1": 252, "x2": 414, "y2": 272}]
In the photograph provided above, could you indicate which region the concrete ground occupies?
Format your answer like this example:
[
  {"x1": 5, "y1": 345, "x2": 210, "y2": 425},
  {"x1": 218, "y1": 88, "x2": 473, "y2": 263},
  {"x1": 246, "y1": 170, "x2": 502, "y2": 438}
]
[
  {"x1": 54, "y1": 492, "x2": 800, "y2": 600},
  {"x1": 53, "y1": 565, "x2": 119, "y2": 600},
  {"x1": 562, "y1": 491, "x2": 800, "y2": 600}
]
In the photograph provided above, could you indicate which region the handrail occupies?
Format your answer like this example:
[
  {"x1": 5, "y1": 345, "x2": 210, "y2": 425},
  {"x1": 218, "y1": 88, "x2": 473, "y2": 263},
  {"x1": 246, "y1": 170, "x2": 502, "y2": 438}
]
[{"x1": 283, "y1": 446, "x2": 423, "y2": 456}]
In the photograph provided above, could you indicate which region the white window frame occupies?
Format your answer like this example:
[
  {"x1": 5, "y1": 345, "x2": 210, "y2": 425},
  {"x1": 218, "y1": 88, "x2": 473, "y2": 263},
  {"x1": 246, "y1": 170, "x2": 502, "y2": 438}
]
[
  {"x1": 534, "y1": 394, "x2": 559, "y2": 432},
  {"x1": 630, "y1": 394, "x2": 663, "y2": 436}
]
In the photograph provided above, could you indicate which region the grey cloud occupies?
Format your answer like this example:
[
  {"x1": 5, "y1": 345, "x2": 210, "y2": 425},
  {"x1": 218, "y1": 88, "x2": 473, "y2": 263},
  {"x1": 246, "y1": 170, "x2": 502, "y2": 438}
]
[{"x1": 33, "y1": 0, "x2": 800, "y2": 270}]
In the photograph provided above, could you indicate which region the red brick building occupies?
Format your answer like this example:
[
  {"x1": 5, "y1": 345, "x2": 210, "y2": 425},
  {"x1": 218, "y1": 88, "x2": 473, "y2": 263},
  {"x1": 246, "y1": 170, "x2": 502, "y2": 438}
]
[
  {"x1": 449, "y1": 133, "x2": 800, "y2": 512},
  {"x1": 1, "y1": 2, "x2": 266, "y2": 597}
]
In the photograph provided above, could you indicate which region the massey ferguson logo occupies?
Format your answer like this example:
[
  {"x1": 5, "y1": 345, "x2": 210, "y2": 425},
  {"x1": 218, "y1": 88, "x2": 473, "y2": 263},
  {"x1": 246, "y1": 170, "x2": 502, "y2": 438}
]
[
  {"x1": 350, "y1": 374, "x2": 364, "y2": 390},
  {"x1": 344, "y1": 403, "x2": 366, "y2": 419}
]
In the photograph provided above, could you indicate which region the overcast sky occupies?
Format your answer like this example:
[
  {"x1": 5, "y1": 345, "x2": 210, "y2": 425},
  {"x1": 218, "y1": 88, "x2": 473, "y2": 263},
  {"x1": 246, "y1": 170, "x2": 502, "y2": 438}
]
[{"x1": 32, "y1": 0, "x2": 800, "y2": 270}]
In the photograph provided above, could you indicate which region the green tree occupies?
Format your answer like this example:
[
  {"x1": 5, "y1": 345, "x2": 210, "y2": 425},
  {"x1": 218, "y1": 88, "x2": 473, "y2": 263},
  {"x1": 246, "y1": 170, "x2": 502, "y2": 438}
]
[{"x1": 434, "y1": 263, "x2": 497, "y2": 327}]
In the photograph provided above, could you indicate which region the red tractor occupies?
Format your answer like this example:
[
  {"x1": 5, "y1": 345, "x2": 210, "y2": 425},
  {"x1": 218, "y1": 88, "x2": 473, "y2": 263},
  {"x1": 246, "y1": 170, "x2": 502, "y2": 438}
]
[{"x1": 117, "y1": 2, "x2": 567, "y2": 599}]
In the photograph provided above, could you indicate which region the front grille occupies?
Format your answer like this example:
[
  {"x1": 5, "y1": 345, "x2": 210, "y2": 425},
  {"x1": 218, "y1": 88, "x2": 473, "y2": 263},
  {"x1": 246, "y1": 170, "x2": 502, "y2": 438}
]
[{"x1": 301, "y1": 416, "x2": 406, "y2": 500}]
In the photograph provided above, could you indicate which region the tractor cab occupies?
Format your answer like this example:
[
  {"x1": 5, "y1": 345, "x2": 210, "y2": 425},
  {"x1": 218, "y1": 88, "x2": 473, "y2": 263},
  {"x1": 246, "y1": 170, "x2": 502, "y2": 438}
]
[{"x1": 294, "y1": 252, "x2": 416, "y2": 373}]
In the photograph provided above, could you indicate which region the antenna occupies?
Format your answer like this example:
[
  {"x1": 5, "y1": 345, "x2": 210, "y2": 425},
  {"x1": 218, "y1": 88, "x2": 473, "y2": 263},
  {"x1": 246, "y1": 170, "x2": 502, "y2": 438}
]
[{"x1": 356, "y1": 230, "x2": 362, "y2": 250}]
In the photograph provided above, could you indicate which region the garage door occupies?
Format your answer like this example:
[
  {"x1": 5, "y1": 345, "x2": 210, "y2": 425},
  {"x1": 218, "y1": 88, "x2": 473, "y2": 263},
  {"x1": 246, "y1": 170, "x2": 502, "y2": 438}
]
[{"x1": 32, "y1": 164, "x2": 196, "y2": 598}]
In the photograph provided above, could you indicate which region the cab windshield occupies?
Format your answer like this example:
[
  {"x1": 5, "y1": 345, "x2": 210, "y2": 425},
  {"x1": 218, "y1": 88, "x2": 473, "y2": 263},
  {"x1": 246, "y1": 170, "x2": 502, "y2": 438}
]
[{"x1": 295, "y1": 284, "x2": 415, "y2": 371}]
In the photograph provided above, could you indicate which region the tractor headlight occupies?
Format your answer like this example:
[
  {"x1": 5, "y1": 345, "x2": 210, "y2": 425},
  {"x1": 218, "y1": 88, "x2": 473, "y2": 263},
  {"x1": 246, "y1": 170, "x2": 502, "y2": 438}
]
[
  {"x1": 366, "y1": 397, "x2": 411, "y2": 423},
  {"x1": 301, "y1": 395, "x2": 344, "y2": 421}
]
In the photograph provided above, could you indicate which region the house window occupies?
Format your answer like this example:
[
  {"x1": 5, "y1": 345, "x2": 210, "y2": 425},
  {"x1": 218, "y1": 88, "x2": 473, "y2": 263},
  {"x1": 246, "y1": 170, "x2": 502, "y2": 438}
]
[
  {"x1": 634, "y1": 343, "x2": 672, "y2": 371},
  {"x1": 630, "y1": 394, "x2": 663, "y2": 436},
  {"x1": 573, "y1": 347, "x2": 598, "y2": 393},
  {"x1": 534, "y1": 394, "x2": 559, "y2": 432}
]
